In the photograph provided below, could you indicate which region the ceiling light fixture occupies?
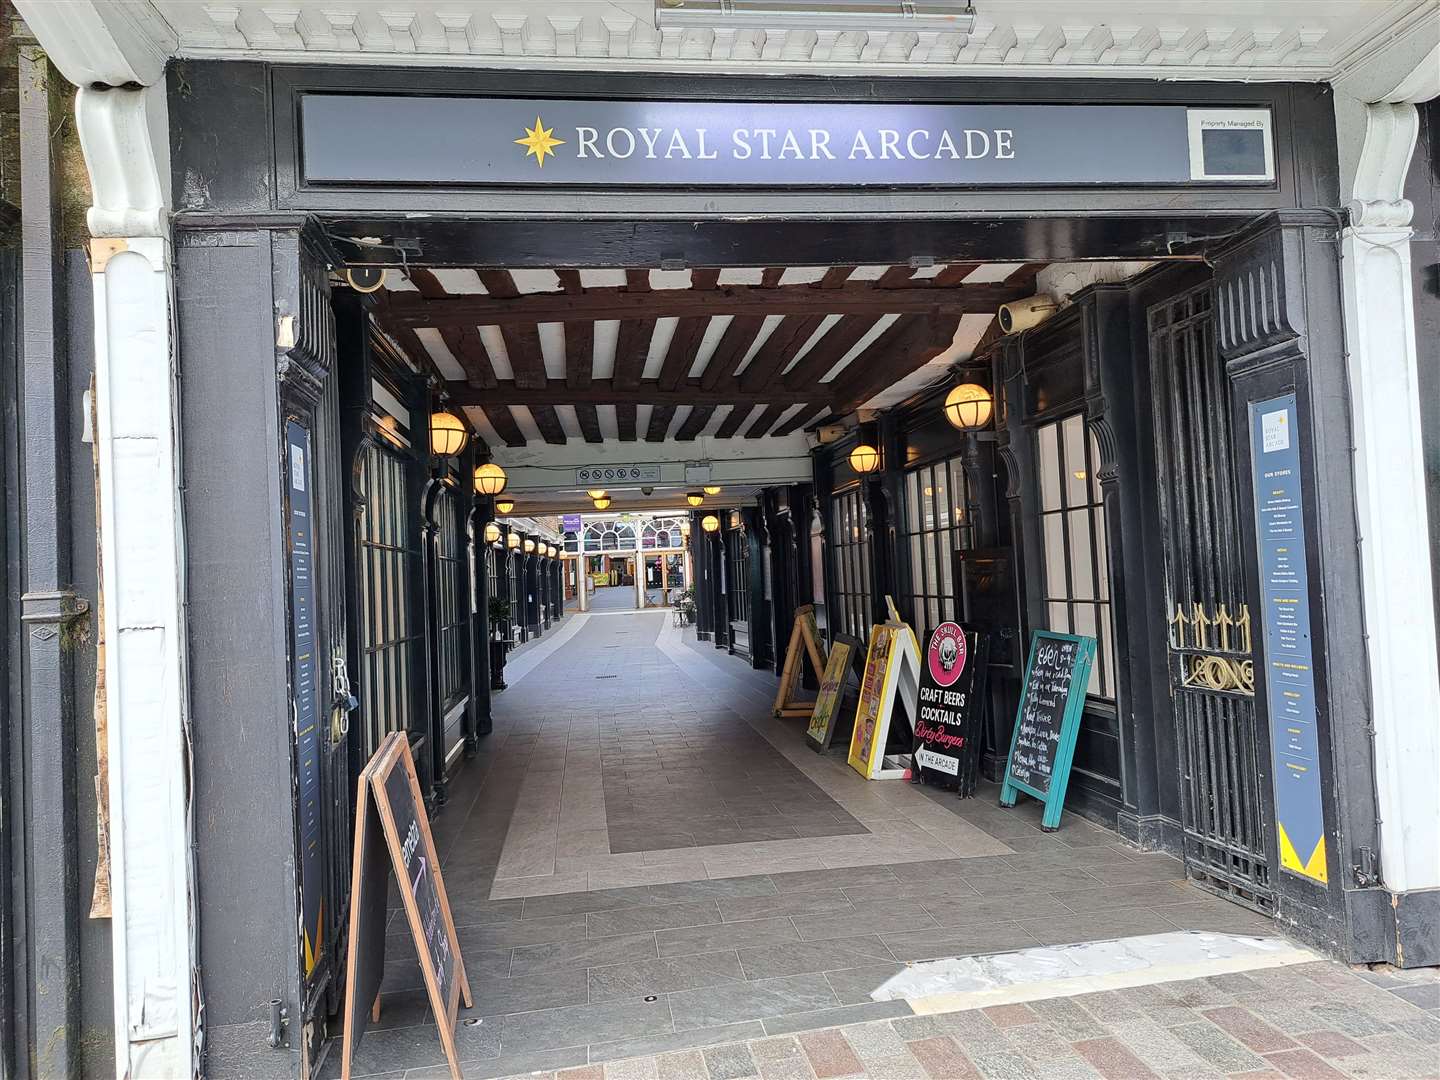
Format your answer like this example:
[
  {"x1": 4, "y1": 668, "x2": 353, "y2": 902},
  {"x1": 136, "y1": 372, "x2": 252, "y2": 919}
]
[
  {"x1": 586, "y1": 489, "x2": 608, "y2": 500},
  {"x1": 495, "y1": 497, "x2": 515, "y2": 515},
  {"x1": 703, "y1": 485, "x2": 722, "y2": 496},
  {"x1": 686, "y1": 492, "x2": 705, "y2": 507},
  {"x1": 593, "y1": 495, "x2": 613, "y2": 510}
]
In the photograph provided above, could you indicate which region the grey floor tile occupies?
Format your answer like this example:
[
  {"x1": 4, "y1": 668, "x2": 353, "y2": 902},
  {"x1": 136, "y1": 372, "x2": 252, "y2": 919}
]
[
  {"x1": 416, "y1": 1046, "x2": 590, "y2": 1079},
  {"x1": 919, "y1": 892, "x2": 1072, "y2": 926},
  {"x1": 508, "y1": 932, "x2": 659, "y2": 977},
  {"x1": 736, "y1": 937, "x2": 897, "y2": 981},
  {"x1": 588, "y1": 1022, "x2": 769, "y2": 1063},
  {"x1": 461, "y1": 967, "x2": 590, "y2": 1018},
  {"x1": 460, "y1": 914, "x2": 589, "y2": 950},
  {"x1": 589, "y1": 951, "x2": 747, "y2": 1002},
  {"x1": 1077, "y1": 857, "x2": 1186, "y2": 886},
  {"x1": 1047, "y1": 881, "x2": 1196, "y2": 914},
  {"x1": 1157, "y1": 901, "x2": 1277, "y2": 936},
  {"x1": 881, "y1": 922, "x2": 1041, "y2": 962},
  {"x1": 791, "y1": 907, "x2": 937, "y2": 941},
  {"x1": 1018, "y1": 906, "x2": 1179, "y2": 946},
  {"x1": 520, "y1": 888, "x2": 657, "y2": 919},
  {"x1": 588, "y1": 900, "x2": 723, "y2": 937},
  {"x1": 656, "y1": 917, "x2": 801, "y2": 958},
  {"x1": 718, "y1": 890, "x2": 854, "y2": 923},
  {"x1": 758, "y1": 999, "x2": 912, "y2": 1036},
  {"x1": 444, "y1": 897, "x2": 527, "y2": 928},
  {"x1": 646, "y1": 876, "x2": 780, "y2": 904},
  {"x1": 336, "y1": 1024, "x2": 451, "y2": 1076},
  {"x1": 767, "y1": 865, "x2": 900, "y2": 894},
  {"x1": 669, "y1": 973, "x2": 840, "y2": 1031},
  {"x1": 823, "y1": 963, "x2": 910, "y2": 1004},
  {"x1": 498, "y1": 995, "x2": 675, "y2": 1054}
]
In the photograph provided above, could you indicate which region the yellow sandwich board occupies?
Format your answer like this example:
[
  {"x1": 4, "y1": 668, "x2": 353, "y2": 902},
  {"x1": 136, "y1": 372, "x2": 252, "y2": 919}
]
[{"x1": 847, "y1": 608, "x2": 922, "y2": 780}]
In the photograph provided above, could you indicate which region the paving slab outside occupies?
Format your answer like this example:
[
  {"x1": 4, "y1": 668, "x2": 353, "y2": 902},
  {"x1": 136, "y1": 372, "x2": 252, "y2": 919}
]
[{"x1": 321, "y1": 612, "x2": 1440, "y2": 1080}]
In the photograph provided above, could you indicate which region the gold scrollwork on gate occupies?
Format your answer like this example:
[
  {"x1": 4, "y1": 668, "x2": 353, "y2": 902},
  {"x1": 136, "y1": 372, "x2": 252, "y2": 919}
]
[
  {"x1": 1182, "y1": 654, "x2": 1256, "y2": 695},
  {"x1": 1169, "y1": 600, "x2": 1255, "y2": 696}
]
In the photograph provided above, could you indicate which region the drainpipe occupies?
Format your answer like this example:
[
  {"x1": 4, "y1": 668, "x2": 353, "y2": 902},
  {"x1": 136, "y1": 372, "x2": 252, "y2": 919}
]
[{"x1": 17, "y1": 46, "x2": 84, "y2": 1080}]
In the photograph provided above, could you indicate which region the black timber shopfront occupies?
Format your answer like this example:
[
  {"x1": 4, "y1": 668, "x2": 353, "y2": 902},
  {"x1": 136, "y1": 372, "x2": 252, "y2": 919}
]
[{"x1": 164, "y1": 62, "x2": 1402, "y2": 1077}]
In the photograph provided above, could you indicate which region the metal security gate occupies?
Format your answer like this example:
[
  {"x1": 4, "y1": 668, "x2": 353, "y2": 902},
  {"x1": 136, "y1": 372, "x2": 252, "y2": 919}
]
[{"x1": 1149, "y1": 282, "x2": 1274, "y2": 913}]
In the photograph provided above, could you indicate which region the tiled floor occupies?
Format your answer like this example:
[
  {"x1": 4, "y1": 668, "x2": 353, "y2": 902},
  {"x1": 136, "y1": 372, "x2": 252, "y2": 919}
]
[{"x1": 325, "y1": 612, "x2": 1394, "y2": 1080}]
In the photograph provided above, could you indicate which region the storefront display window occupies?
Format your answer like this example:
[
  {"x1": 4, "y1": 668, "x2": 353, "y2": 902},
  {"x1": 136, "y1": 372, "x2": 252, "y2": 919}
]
[
  {"x1": 901, "y1": 458, "x2": 976, "y2": 635},
  {"x1": 1036, "y1": 414, "x2": 1116, "y2": 699}
]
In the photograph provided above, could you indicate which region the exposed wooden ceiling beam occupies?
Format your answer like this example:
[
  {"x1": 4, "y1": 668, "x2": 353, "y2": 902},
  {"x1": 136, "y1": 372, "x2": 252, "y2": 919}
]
[
  {"x1": 715, "y1": 404, "x2": 755, "y2": 439},
  {"x1": 738, "y1": 313, "x2": 824, "y2": 394},
  {"x1": 771, "y1": 402, "x2": 829, "y2": 437},
  {"x1": 616, "y1": 402, "x2": 637, "y2": 442},
  {"x1": 574, "y1": 403, "x2": 603, "y2": 444},
  {"x1": 381, "y1": 281, "x2": 1029, "y2": 328},
  {"x1": 444, "y1": 378, "x2": 818, "y2": 407},
  {"x1": 406, "y1": 269, "x2": 499, "y2": 391},
  {"x1": 780, "y1": 314, "x2": 877, "y2": 390},
  {"x1": 529, "y1": 404, "x2": 567, "y2": 445},
  {"x1": 698, "y1": 314, "x2": 766, "y2": 391},
  {"x1": 646, "y1": 404, "x2": 676, "y2": 441},
  {"x1": 565, "y1": 320, "x2": 593, "y2": 391},
  {"x1": 611, "y1": 318, "x2": 654, "y2": 391},
  {"x1": 674, "y1": 404, "x2": 715, "y2": 441},
  {"x1": 830, "y1": 314, "x2": 959, "y2": 415},
  {"x1": 744, "y1": 403, "x2": 790, "y2": 439},
  {"x1": 483, "y1": 403, "x2": 526, "y2": 448}
]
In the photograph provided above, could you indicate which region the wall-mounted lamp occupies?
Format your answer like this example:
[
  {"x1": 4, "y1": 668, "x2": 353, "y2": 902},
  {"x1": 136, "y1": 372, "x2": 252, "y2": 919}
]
[
  {"x1": 474, "y1": 462, "x2": 508, "y2": 496},
  {"x1": 430, "y1": 411, "x2": 469, "y2": 457},
  {"x1": 484, "y1": 522, "x2": 501, "y2": 544},
  {"x1": 942, "y1": 383, "x2": 994, "y2": 431},
  {"x1": 849, "y1": 444, "x2": 881, "y2": 474},
  {"x1": 729, "y1": 510, "x2": 742, "y2": 530},
  {"x1": 523, "y1": 538, "x2": 536, "y2": 554},
  {"x1": 686, "y1": 492, "x2": 705, "y2": 507},
  {"x1": 507, "y1": 532, "x2": 521, "y2": 549},
  {"x1": 701, "y1": 514, "x2": 720, "y2": 533},
  {"x1": 495, "y1": 497, "x2": 515, "y2": 515}
]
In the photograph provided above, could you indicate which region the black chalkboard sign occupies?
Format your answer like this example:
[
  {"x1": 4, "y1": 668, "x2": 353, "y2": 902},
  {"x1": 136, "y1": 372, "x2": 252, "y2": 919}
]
[
  {"x1": 912, "y1": 623, "x2": 991, "y2": 797},
  {"x1": 342, "y1": 734, "x2": 471, "y2": 1080},
  {"x1": 999, "y1": 631, "x2": 1095, "y2": 830}
]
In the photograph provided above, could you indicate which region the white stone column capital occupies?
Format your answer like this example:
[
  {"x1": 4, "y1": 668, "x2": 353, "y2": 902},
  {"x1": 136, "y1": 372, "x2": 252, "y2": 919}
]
[{"x1": 76, "y1": 82, "x2": 172, "y2": 240}]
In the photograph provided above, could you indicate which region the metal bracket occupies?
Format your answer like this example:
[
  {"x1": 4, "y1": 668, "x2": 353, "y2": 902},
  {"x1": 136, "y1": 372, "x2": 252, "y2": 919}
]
[{"x1": 20, "y1": 588, "x2": 91, "y2": 626}]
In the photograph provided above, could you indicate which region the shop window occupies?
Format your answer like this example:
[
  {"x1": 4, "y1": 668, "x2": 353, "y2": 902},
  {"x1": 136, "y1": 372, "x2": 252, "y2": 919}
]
[
  {"x1": 642, "y1": 516, "x2": 687, "y2": 550},
  {"x1": 1036, "y1": 414, "x2": 1117, "y2": 699},
  {"x1": 901, "y1": 458, "x2": 977, "y2": 635},
  {"x1": 727, "y1": 524, "x2": 751, "y2": 625},
  {"x1": 357, "y1": 441, "x2": 420, "y2": 758},
  {"x1": 829, "y1": 487, "x2": 872, "y2": 641},
  {"x1": 563, "y1": 530, "x2": 579, "y2": 553},
  {"x1": 486, "y1": 547, "x2": 504, "y2": 627}
]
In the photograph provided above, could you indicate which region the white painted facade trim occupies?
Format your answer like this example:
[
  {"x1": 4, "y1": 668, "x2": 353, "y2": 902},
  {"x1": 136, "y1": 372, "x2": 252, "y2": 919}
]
[{"x1": 1337, "y1": 100, "x2": 1440, "y2": 895}]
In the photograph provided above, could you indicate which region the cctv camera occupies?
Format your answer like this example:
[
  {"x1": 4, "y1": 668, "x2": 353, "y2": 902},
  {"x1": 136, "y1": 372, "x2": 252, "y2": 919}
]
[
  {"x1": 641, "y1": 486, "x2": 654, "y2": 496},
  {"x1": 998, "y1": 295, "x2": 1057, "y2": 335}
]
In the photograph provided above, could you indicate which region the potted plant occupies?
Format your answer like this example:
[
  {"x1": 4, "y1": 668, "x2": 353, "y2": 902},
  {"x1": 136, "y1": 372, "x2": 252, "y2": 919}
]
[{"x1": 487, "y1": 595, "x2": 511, "y2": 690}]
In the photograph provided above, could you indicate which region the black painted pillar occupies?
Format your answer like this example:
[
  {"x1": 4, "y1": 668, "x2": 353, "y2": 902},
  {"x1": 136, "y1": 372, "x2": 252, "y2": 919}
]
[{"x1": 16, "y1": 48, "x2": 82, "y2": 1080}]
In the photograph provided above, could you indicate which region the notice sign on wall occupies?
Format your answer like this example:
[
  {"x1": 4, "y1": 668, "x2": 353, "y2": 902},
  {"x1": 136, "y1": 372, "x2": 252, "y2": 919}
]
[
  {"x1": 1251, "y1": 393, "x2": 1327, "y2": 886},
  {"x1": 301, "y1": 97, "x2": 1274, "y2": 188},
  {"x1": 286, "y1": 419, "x2": 325, "y2": 979}
]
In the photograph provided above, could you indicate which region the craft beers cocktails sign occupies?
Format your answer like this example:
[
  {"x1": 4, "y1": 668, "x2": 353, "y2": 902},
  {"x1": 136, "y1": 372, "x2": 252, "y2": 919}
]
[{"x1": 301, "y1": 96, "x2": 1274, "y2": 187}]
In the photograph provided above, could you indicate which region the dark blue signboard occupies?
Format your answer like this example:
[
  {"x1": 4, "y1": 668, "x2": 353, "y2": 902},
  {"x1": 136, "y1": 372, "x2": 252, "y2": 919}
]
[
  {"x1": 300, "y1": 96, "x2": 1273, "y2": 188},
  {"x1": 286, "y1": 420, "x2": 326, "y2": 974},
  {"x1": 1250, "y1": 394, "x2": 1327, "y2": 886}
]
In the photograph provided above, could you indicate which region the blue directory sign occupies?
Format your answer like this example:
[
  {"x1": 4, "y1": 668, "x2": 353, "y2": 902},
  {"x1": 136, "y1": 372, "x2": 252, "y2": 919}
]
[
  {"x1": 1250, "y1": 394, "x2": 1327, "y2": 885},
  {"x1": 286, "y1": 420, "x2": 326, "y2": 972}
]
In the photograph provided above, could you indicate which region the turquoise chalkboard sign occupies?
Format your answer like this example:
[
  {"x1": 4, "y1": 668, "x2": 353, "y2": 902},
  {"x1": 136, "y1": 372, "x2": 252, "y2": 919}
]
[{"x1": 999, "y1": 631, "x2": 1096, "y2": 831}]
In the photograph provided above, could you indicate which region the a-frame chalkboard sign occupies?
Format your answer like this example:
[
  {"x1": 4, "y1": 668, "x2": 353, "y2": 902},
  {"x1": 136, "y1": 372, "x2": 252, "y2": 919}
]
[
  {"x1": 999, "y1": 631, "x2": 1096, "y2": 831},
  {"x1": 342, "y1": 733, "x2": 472, "y2": 1079}
]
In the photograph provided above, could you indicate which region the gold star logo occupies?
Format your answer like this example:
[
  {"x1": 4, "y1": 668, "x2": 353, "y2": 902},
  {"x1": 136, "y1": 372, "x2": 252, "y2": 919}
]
[{"x1": 515, "y1": 117, "x2": 564, "y2": 168}]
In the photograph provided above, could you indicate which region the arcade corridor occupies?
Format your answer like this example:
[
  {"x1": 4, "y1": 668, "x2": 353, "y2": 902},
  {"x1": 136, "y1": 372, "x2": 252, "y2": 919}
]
[{"x1": 330, "y1": 613, "x2": 1306, "y2": 1078}]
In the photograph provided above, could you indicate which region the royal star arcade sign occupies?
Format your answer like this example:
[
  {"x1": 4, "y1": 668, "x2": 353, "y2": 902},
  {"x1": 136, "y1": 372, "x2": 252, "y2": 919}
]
[{"x1": 300, "y1": 96, "x2": 1274, "y2": 187}]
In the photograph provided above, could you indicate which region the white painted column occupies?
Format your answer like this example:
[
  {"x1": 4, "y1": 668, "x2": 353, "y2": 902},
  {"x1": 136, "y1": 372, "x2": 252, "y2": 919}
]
[
  {"x1": 1338, "y1": 100, "x2": 1440, "y2": 895},
  {"x1": 83, "y1": 81, "x2": 195, "y2": 1078}
]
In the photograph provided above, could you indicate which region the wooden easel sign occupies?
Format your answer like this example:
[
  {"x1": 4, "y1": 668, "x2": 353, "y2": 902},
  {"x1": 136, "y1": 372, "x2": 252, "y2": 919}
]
[
  {"x1": 999, "y1": 631, "x2": 1096, "y2": 831},
  {"x1": 774, "y1": 605, "x2": 826, "y2": 718},
  {"x1": 805, "y1": 633, "x2": 862, "y2": 752},
  {"x1": 847, "y1": 617, "x2": 922, "y2": 780},
  {"x1": 342, "y1": 733, "x2": 472, "y2": 1080}
]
